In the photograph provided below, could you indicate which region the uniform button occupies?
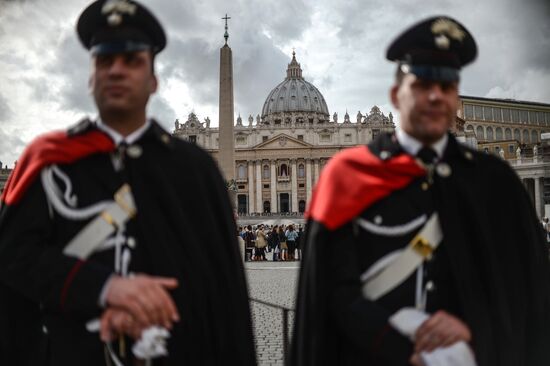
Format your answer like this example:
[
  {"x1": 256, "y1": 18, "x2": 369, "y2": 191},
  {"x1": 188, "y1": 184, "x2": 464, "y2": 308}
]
[
  {"x1": 127, "y1": 145, "x2": 143, "y2": 158},
  {"x1": 380, "y1": 150, "x2": 391, "y2": 160},
  {"x1": 464, "y1": 151, "x2": 473, "y2": 160},
  {"x1": 436, "y1": 162, "x2": 452, "y2": 178},
  {"x1": 161, "y1": 134, "x2": 170, "y2": 144},
  {"x1": 42, "y1": 325, "x2": 48, "y2": 334},
  {"x1": 374, "y1": 215, "x2": 383, "y2": 225},
  {"x1": 425, "y1": 281, "x2": 436, "y2": 292},
  {"x1": 127, "y1": 237, "x2": 136, "y2": 248},
  {"x1": 421, "y1": 182, "x2": 429, "y2": 191}
]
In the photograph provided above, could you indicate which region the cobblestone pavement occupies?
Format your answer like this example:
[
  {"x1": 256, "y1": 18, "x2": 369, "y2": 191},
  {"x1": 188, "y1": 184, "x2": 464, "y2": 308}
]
[{"x1": 245, "y1": 260, "x2": 300, "y2": 366}]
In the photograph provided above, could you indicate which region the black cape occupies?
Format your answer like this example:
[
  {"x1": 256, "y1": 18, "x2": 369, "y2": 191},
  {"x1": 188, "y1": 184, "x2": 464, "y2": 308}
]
[
  {"x1": 0, "y1": 120, "x2": 256, "y2": 365},
  {"x1": 290, "y1": 133, "x2": 550, "y2": 366}
]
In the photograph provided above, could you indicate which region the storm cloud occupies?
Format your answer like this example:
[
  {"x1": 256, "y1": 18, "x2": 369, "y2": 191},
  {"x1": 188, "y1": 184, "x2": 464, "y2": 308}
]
[{"x1": 0, "y1": 0, "x2": 548, "y2": 166}]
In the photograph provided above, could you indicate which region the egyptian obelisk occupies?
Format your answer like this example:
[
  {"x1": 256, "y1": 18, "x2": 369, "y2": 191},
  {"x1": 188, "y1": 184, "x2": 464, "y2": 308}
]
[{"x1": 218, "y1": 14, "x2": 235, "y2": 183}]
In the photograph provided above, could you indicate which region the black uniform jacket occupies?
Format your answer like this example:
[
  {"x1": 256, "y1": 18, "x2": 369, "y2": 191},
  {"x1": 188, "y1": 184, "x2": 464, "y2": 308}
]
[
  {"x1": 290, "y1": 132, "x2": 550, "y2": 366},
  {"x1": 0, "y1": 120, "x2": 256, "y2": 366}
]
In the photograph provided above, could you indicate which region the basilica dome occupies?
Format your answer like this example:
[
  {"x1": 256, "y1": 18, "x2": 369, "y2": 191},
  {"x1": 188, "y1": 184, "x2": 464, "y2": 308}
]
[{"x1": 261, "y1": 52, "x2": 329, "y2": 119}]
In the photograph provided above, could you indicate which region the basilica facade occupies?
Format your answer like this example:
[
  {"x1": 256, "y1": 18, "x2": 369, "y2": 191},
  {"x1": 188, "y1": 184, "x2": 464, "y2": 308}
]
[{"x1": 173, "y1": 53, "x2": 396, "y2": 215}]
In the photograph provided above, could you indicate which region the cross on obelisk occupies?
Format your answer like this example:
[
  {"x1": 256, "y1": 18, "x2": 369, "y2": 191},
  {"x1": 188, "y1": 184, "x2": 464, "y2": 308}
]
[{"x1": 222, "y1": 14, "x2": 231, "y2": 44}]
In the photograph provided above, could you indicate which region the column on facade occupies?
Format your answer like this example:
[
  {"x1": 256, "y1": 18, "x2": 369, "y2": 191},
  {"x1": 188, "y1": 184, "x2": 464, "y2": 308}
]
[
  {"x1": 270, "y1": 160, "x2": 278, "y2": 213},
  {"x1": 291, "y1": 159, "x2": 298, "y2": 213},
  {"x1": 534, "y1": 177, "x2": 542, "y2": 218},
  {"x1": 248, "y1": 161, "x2": 254, "y2": 214},
  {"x1": 306, "y1": 158, "x2": 313, "y2": 203},
  {"x1": 255, "y1": 160, "x2": 262, "y2": 214},
  {"x1": 313, "y1": 159, "x2": 320, "y2": 186}
]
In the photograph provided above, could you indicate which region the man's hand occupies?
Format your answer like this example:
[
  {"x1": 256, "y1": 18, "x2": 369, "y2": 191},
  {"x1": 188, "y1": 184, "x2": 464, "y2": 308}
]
[
  {"x1": 100, "y1": 308, "x2": 144, "y2": 342},
  {"x1": 414, "y1": 310, "x2": 471, "y2": 353},
  {"x1": 105, "y1": 274, "x2": 180, "y2": 329},
  {"x1": 409, "y1": 353, "x2": 425, "y2": 366}
]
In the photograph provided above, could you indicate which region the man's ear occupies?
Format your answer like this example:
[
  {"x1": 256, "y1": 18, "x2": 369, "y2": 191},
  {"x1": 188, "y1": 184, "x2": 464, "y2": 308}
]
[
  {"x1": 88, "y1": 74, "x2": 94, "y2": 94},
  {"x1": 390, "y1": 84, "x2": 399, "y2": 109},
  {"x1": 149, "y1": 74, "x2": 158, "y2": 94}
]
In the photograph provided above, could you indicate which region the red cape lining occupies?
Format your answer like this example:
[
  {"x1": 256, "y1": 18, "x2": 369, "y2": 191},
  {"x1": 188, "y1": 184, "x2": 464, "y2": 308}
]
[
  {"x1": 1, "y1": 130, "x2": 115, "y2": 206},
  {"x1": 305, "y1": 145, "x2": 426, "y2": 230}
]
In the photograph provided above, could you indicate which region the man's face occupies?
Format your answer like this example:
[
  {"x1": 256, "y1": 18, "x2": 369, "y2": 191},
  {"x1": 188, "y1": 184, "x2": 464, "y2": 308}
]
[
  {"x1": 89, "y1": 50, "x2": 157, "y2": 116},
  {"x1": 391, "y1": 73, "x2": 459, "y2": 144}
]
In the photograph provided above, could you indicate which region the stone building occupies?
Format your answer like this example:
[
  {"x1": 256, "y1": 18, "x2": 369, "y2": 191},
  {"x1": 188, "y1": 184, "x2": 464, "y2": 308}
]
[
  {"x1": 173, "y1": 52, "x2": 395, "y2": 215},
  {"x1": 0, "y1": 164, "x2": 12, "y2": 195},
  {"x1": 457, "y1": 96, "x2": 550, "y2": 218},
  {"x1": 458, "y1": 95, "x2": 550, "y2": 157}
]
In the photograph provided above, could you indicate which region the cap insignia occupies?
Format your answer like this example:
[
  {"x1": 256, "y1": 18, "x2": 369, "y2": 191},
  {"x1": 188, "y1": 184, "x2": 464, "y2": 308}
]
[
  {"x1": 102, "y1": 0, "x2": 137, "y2": 26},
  {"x1": 434, "y1": 34, "x2": 450, "y2": 50},
  {"x1": 431, "y1": 18, "x2": 465, "y2": 43}
]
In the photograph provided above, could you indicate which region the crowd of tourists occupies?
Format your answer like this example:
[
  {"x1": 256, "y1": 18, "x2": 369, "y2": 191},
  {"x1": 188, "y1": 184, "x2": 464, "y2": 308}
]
[{"x1": 238, "y1": 224, "x2": 303, "y2": 261}]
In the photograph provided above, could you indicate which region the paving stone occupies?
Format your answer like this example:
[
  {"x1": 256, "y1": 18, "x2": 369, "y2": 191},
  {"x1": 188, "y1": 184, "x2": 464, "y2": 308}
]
[{"x1": 245, "y1": 261, "x2": 300, "y2": 365}]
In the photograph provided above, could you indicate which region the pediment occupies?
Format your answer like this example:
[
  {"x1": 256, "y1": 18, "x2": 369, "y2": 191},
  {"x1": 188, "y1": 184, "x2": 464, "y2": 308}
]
[{"x1": 253, "y1": 133, "x2": 313, "y2": 149}]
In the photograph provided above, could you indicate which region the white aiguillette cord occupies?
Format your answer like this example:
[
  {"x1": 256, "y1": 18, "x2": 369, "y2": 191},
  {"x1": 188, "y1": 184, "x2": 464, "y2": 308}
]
[{"x1": 361, "y1": 213, "x2": 442, "y2": 302}]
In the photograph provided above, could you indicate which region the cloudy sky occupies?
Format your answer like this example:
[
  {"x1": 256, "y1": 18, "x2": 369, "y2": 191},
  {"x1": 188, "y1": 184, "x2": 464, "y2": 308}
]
[{"x1": 0, "y1": 0, "x2": 549, "y2": 167}]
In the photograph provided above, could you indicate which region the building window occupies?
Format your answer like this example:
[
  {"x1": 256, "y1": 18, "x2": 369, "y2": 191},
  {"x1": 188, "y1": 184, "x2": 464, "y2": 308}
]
[
  {"x1": 320, "y1": 134, "x2": 331, "y2": 142},
  {"x1": 279, "y1": 164, "x2": 289, "y2": 177},
  {"x1": 529, "y1": 111, "x2": 537, "y2": 124},
  {"x1": 298, "y1": 200, "x2": 306, "y2": 213},
  {"x1": 523, "y1": 129, "x2": 530, "y2": 143},
  {"x1": 297, "y1": 135, "x2": 304, "y2": 141},
  {"x1": 483, "y1": 106, "x2": 493, "y2": 121},
  {"x1": 502, "y1": 109, "x2": 511, "y2": 122},
  {"x1": 512, "y1": 109, "x2": 520, "y2": 123},
  {"x1": 495, "y1": 127, "x2": 503, "y2": 140},
  {"x1": 505, "y1": 128, "x2": 512, "y2": 140},
  {"x1": 262, "y1": 136, "x2": 268, "y2": 142},
  {"x1": 508, "y1": 144, "x2": 515, "y2": 154},
  {"x1": 189, "y1": 135, "x2": 197, "y2": 143},
  {"x1": 476, "y1": 126, "x2": 484, "y2": 140},
  {"x1": 514, "y1": 129, "x2": 521, "y2": 141},
  {"x1": 486, "y1": 127, "x2": 494, "y2": 141},
  {"x1": 542, "y1": 112, "x2": 548, "y2": 125},
  {"x1": 493, "y1": 107, "x2": 502, "y2": 121},
  {"x1": 520, "y1": 110, "x2": 528, "y2": 123},
  {"x1": 531, "y1": 130, "x2": 538, "y2": 143},
  {"x1": 263, "y1": 201, "x2": 271, "y2": 213},
  {"x1": 263, "y1": 184, "x2": 269, "y2": 189},
  {"x1": 474, "y1": 105, "x2": 483, "y2": 120},
  {"x1": 372, "y1": 129, "x2": 380, "y2": 139},
  {"x1": 263, "y1": 165, "x2": 270, "y2": 179},
  {"x1": 236, "y1": 136, "x2": 247, "y2": 145},
  {"x1": 238, "y1": 185, "x2": 245, "y2": 190},
  {"x1": 344, "y1": 133, "x2": 352, "y2": 142},
  {"x1": 464, "y1": 104, "x2": 474, "y2": 119},
  {"x1": 298, "y1": 183, "x2": 305, "y2": 188},
  {"x1": 298, "y1": 164, "x2": 305, "y2": 178},
  {"x1": 237, "y1": 194, "x2": 247, "y2": 214},
  {"x1": 237, "y1": 164, "x2": 246, "y2": 179}
]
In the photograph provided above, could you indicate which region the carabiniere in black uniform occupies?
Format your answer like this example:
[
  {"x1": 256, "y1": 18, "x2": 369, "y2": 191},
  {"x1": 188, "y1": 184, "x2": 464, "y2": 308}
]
[{"x1": 328, "y1": 133, "x2": 464, "y2": 365}]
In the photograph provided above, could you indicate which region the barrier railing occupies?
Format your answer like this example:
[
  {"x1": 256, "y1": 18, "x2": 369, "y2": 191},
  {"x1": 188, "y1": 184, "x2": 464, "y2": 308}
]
[{"x1": 250, "y1": 297, "x2": 295, "y2": 361}]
